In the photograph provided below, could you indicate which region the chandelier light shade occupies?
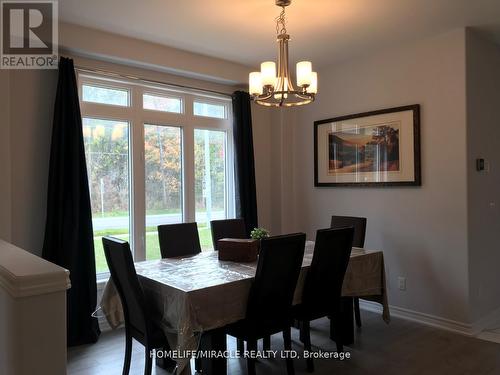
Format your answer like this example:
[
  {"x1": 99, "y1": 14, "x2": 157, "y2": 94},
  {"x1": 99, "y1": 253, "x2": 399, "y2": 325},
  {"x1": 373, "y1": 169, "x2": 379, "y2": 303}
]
[{"x1": 249, "y1": 0, "x2": 317, "y2": 107}]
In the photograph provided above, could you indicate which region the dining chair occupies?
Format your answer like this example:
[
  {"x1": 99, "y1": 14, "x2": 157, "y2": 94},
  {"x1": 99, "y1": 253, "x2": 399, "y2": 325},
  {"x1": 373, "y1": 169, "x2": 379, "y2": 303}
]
[
  {"x1": 226, "y1": 233, "x2": 306, "y2": 375},
  {"x1": 157, "y1": 222, "x2": 202, "y2": 258},
  {"x1": 210, "y1": 218, "x2": 267, "y2": 352},
  {"x1": 102, "y1": 236, "x2": 173, "y2": 375},
  {"x1": 294, "y1": 227, "x2": 354, "y2": 372},
  {"x1": 330, "y1": 215, "x2": 367, "y2": 327},
  {"x1": 210, "y1": 218, "x2": 247, "y2": 250}
]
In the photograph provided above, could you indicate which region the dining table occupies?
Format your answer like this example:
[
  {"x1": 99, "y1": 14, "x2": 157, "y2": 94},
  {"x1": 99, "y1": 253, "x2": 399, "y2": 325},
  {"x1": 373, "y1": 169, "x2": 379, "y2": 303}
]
[{"x1": 98, "y1": 241, "x2": 390, "y2": 375}]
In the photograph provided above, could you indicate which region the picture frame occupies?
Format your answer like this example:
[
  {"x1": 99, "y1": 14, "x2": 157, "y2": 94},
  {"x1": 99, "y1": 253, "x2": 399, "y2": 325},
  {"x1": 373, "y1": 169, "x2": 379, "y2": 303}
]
[{"x1": 314, "y1": 104, "x2": 421, "y2": 187}]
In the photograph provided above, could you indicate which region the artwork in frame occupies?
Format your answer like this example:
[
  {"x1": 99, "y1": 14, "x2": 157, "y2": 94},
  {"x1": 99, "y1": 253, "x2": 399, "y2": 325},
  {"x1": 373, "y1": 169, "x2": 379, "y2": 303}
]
[{"x1": 314, "y1": 105, "x2": 421, "y2": 187}]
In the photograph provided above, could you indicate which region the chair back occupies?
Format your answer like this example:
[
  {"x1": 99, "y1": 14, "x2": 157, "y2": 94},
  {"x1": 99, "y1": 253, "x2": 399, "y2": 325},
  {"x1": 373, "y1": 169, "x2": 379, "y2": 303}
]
[
  {"x1": 246, "y1": 233, "x2": 306, "y2": 327},
  {"x1": 331, "y1": 215, "x2": 366, "y2": 248},
  {"x1": 302, "y1": 227, "x2": 354, "y2": 314},
  {"x1": 102, "y1": 237, "x2": 149, "y2": 336},
  {"x1": 210, "y1": 218, "x2": 247, "y2": 250},
  {"x1": 158, "y1": 222, "x2": 202, "y2": 258}
]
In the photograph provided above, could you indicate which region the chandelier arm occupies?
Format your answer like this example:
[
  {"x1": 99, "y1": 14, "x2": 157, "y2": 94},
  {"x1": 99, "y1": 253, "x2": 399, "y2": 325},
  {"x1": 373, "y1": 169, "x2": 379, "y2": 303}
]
[
  {"x1": 255, "y1": 97, "x2": 313, "y2": 107},
  {"x1": 295, "y1": 92, "x2": 315, "y2": 100},
  {"x1": 282, "y1": 35, "x2": 295, "y2": 91},
  {"x1": 256, "y1": 91, "x2": 275, "y2": 101}
]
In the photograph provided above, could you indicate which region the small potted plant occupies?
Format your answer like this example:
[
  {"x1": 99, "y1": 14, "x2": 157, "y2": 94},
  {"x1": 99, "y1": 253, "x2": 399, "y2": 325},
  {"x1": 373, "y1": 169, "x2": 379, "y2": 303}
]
[
  {"x1": 250, "y1": 227, "x2": 270, "y2": 253},
  {"x1": 250, "y1": 227, "x2": 270, "y2": 240}
]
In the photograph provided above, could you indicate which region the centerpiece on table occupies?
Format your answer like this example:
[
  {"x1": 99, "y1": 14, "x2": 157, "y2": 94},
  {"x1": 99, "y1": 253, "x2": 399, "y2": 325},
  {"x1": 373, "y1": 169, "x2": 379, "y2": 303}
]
[
  {"x1": 250, "y1": 227, "x2": 270, "y2": 241},
  {"x1": 217, "y1": 227, "x2": 270, "y2": 263}
]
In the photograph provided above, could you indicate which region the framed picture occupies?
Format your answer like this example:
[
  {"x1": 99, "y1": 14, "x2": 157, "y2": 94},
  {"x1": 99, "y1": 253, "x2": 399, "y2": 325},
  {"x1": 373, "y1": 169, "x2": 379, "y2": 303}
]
[{"x1": 314, "y1": 104, "x2": 421, "y2": 187}]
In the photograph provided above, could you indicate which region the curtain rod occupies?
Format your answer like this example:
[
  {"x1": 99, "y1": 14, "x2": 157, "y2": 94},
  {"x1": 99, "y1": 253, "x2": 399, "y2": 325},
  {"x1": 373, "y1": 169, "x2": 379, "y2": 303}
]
[{"x1": 74, "y1": 65, "x2": 235, "y2": 98}]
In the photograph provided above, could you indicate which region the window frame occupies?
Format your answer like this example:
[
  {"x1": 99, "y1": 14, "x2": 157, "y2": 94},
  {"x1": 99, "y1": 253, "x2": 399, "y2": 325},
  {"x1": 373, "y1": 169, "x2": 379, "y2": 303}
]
[{"x1": 78, "y1": 72, "x2": 235, "y2": 278}]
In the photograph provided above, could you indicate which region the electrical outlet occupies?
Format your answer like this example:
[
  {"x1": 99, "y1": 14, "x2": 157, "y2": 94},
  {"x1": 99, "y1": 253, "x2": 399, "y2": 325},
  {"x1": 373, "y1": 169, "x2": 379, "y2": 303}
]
[{"x1": 398, "y1": 277, "x2": 406, "y2": 291}]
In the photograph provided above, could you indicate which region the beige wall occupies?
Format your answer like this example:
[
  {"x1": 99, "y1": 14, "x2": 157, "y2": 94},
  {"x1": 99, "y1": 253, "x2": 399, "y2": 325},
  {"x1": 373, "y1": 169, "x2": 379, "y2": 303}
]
[
  {"x1": 59, "y1": 23, "x2": 250, "y2": 85},
  {"x1": 268, "y1": 107, "x2": 299, "y2": 235},
  {"x1": 466, "y1": 30, "x2": 500, "y2": 322},
  {"x1": 9, "y1": 70, "x2": 58, "y2": 255},
  {"x1": 0, "y1": 71, "x2": 11, "y2": 242},
  {"x1": 291, "y1": 29, "x2": 471, "y2": 323},
  {"x1": 251, "y1": 104, "x2": 274, "y2": 232}
]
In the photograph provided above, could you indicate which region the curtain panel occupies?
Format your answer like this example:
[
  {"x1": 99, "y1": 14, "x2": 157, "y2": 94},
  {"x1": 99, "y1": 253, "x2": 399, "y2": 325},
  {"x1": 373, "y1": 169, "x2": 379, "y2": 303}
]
[
  {"x1": 232, "y1": 91, "x2": 258, "y2": 235},
  {"x1": 42, "y1": 57, "x2": 100, "y2": 346}
]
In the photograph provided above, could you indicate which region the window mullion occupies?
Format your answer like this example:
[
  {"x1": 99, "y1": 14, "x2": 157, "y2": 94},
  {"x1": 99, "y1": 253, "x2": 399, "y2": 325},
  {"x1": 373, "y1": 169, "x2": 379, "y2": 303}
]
[
  {"x1": 131, "y1": 87, "x2": 146, "y2": 261},
  {"x1": 183, "y1": 94, "x2": 196, "y2": 223}
]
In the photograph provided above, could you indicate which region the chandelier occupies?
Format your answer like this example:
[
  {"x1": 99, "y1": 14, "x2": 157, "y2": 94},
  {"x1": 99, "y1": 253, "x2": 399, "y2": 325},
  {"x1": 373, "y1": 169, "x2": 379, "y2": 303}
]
[{"x1": 249, "y1": 0, "x2": 317, "y2": 107}]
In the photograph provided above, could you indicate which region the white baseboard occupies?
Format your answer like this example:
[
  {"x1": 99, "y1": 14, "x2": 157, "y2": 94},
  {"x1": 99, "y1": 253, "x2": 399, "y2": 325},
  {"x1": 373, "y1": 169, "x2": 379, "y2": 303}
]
[
  {"x1": 359, "y1": 300, "x2": 500, "y2": 337},
  {"x1": 477, "y1": 330, "x2": 500, "y2": 344},
  {"x1": 470, "y1": 305, "x2": 500, "y2": 334},
  {"x1": 359, "y1": 300, "x2": 474, "y2": 335}
]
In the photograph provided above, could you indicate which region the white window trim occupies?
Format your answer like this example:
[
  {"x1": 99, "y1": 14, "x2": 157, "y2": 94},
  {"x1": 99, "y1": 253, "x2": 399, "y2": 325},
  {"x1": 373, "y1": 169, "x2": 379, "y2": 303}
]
[{"x1": 78, "y1": 72, "x2": 235, "y2": 277}]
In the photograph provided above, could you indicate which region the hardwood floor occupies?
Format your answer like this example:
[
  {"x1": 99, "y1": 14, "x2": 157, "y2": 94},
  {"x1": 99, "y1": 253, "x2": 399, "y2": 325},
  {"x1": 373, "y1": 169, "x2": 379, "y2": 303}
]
[{"x1": 67, "y1": 311, "x2": 500, "y2": 374}]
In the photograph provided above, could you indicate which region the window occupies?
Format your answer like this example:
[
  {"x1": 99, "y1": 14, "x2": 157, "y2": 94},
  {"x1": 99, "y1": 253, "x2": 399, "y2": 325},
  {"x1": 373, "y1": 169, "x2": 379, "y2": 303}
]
[
  {"x1": 79, "y1": 74, "x2": 234, "y2": 275},
  {"x1": 82, "y1": 84, "x2": 129, "y2": 106},
  {"x1": 194, "y1": 129, "x2": 227, "y2": 249},
  {"x1": 193, "y1": 101, "x2": 226, "y2": 119},
  {"x1": 144, "y1": 124, "x2": 183, "y2": 259},
  {"x1": 82, "y1": 118, "x2": 130, "y2": 273},
  {"x1": 143, "y1": 93, "x2": 182, "y2": 113}
]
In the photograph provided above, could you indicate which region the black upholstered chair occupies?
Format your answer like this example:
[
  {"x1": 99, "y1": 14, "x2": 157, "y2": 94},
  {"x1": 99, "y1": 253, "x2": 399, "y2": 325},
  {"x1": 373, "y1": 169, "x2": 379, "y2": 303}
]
[
  {"x1": 226, "y1": 233, "x2": 306, "y2": 375},
  {"x1": 210, "y1": 218, "x2": 267, "y2": 352},
  {"x1": 210, "y1": 218, "x2": 247, "y2": 250},
  {"x1": 331, "y1": 215, "x2": 367, "y2": 327},
  {"x1": 102, "y1": 237, "x2": 172, "y2": 375},
  {"x1": 294, "y1": 227, "x2": 354, "y2": 372},
  {"x1": 158, "y1": 222, "x2": 202, "y2": 258}
]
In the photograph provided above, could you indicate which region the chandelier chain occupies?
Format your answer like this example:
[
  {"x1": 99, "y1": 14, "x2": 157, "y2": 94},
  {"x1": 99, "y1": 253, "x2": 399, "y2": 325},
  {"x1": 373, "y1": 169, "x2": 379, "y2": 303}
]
[{"x1": 275, "y1": 6, "x2": 287, "y2": 35}]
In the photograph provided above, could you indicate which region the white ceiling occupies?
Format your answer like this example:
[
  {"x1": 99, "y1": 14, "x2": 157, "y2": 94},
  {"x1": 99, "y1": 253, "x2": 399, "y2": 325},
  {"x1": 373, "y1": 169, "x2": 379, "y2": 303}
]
[{"x1": 59, "y1": 0, "x2": 500, "y2": 69}]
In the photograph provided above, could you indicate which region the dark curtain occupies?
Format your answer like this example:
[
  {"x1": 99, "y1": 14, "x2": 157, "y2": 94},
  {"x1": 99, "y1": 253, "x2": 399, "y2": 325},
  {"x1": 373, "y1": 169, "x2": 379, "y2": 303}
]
[
  {"x1": 42, "y1": 57, "x2": 100, "y2": 346},
  {"x1": 232, "y1": 91, "x2": 258, "y2": 235}
]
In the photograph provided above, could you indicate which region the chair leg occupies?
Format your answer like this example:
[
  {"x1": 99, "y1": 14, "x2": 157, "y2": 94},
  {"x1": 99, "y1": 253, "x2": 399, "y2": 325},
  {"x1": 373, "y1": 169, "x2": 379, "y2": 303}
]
[
  {"x1": 354, "y1": 297, "x2": 362, "y2": 327},
  {"x1": 237, "y1": 338, "x2": 245, "y2": 353},
  {"x1": 329, "y1": 312, "x2": 344, "y2": 352},
  {"x1": 299, "y1": 321, "x2": 305, "y2": 343},
  {"x1": 122, "y1": 330, "x2": 132, "y2": 375},
  {"x1": 329, "y1": 316, "x2": 335, "y2": 340},
  {"x1": 263, "y1": 335, "x2": 271, "y2": 351},
  {"x1": 144, "y1": 346, "x2": 153, "y2": 375},
  {"x1": 283, "y1": 327, "x2": 295, "y2": 375},
  {"x1": 302, "y1": 321, "x2": 314, "y2": 373},
  {"x1": 334, "y1": 317, "x2": 344, "y2": 353},
  {"x1": 247, "y1": 339, "x2": 257, "y2": 375}
]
